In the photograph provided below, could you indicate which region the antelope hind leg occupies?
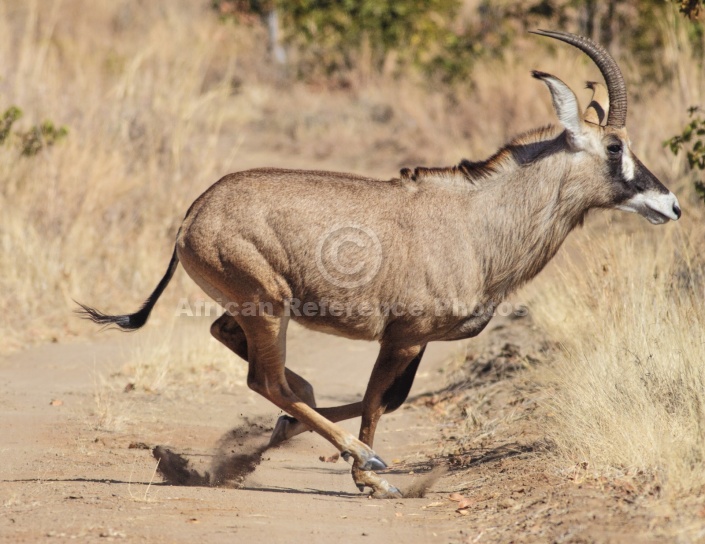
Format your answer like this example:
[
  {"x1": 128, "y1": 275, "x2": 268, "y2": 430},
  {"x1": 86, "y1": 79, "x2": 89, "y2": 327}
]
[
  {"x1": 211, "y1": 314, "x2": 317, "y2": 403},
  {"x1": 270, "y1": 402, "x2": 362, "y2": 447},
  {"x1": 212, "y1": 312, "x2": 406, "y2": 495},
  {"x1": 236, "y1": 313, "x2": 391, "y2": 482},
  {"x1": 211, "y1": 314, "x2": 318, "y2": 444}
]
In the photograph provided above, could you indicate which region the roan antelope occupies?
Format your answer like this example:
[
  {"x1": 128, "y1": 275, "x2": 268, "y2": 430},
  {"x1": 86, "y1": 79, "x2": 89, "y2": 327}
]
[{"x1": 78, "y1": 30, "x2": 681, "y2": 498}]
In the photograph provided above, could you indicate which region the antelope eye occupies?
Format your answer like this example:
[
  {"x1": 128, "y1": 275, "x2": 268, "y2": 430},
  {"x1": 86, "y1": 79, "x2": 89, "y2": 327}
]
[{"x1": 607, "y1": 143, "x2": 622, "y2": 155}]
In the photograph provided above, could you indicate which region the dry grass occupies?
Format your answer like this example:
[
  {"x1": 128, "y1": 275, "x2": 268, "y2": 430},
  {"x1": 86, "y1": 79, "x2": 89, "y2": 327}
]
[
  {"x1": 121, "y1": 320, "x2": 248, "y2": 394},
  {"x1": 517, "y1": 15, "x2": 705, "y2": 498},
  {"x1": 525, "y1": 210, "x2": 705, "y2": 497}
]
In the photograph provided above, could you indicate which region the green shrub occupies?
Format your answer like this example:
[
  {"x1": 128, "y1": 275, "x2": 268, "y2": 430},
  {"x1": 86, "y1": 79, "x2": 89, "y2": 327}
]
[
  {"x1": 0, "y1": 106, "x2": 22, "y2": 145},
  {"x1": 211, "y1": 0, "x2": 704, "y2": 86},
  {"x1": 20, "y1": 120, "x2": 68, "y2": 157},
  {"x1": 0, "y1": 106, "x2": 68, "y2": 156},
  {"x1": 280, "y1": 0, "x2": 461, "y2": 74},
  {"x1": 665, "y1": 106, "x2": 705, "y2": 205},
  {"x1": 213, "y1": 0, "x2": 481, "y2": 84}
]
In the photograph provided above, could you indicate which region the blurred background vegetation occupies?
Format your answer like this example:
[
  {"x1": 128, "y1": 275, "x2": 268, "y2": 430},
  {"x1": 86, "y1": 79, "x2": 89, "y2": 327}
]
[{"x1": 212, "y1": 0, "x2": 704, "y2": 85}]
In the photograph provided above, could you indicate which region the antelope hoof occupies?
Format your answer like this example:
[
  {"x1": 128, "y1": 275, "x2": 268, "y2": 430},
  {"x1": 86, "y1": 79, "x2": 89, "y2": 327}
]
[
  {"x1": 372, "y1": 485, "x2": 402, "y2": 499},
  {"x1": 343, "y1": 450, "x2": 387, "y2": 471},
  {"x1": 269, "y1": 415, "x2": 297, "y2": 447},
  {"x1": 353, "y1": 468, "x2": 401, "y2": 499},
  {"x1": 361, "y1": 454, "x2": 387, "y2": 472}
]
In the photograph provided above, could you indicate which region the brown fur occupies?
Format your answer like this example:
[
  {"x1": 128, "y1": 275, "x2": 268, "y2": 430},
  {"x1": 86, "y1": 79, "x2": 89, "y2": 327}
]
[{"x1": 177, "y1": 124, "x2": 607, "y2": 344}]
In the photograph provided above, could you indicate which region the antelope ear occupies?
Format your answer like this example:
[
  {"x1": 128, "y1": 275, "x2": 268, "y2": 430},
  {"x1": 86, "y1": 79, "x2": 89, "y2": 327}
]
[
  {"x1": 532, "y1": 70, "x2": 586, "y2": 148},
  {"x1": 584, "y1": 81, "x2": 609, "y2": 125}
]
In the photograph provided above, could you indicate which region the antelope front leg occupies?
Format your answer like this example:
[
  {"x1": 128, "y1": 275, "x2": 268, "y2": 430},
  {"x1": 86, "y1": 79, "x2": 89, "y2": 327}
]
[
  {"x1": 353, "y1": 343, "x2": 426, "y2": 498},
  {"x1": 269, "y1": 342, "x2": 426, "y2": 497}
]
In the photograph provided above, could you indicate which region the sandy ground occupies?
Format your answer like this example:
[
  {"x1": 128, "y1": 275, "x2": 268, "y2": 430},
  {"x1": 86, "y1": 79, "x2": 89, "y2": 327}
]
[
  {"x1": 1, "y1": 322, "x2": 469, "y2": 543},
  {"x1": 1, "y1": 318, "x2": 703, "y2": 543}
]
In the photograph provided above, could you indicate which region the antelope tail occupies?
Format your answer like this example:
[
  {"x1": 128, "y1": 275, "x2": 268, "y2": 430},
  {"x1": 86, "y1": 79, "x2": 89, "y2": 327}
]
[{"x1": 76, "y1": 247, "x2": 180, "y2": 331}]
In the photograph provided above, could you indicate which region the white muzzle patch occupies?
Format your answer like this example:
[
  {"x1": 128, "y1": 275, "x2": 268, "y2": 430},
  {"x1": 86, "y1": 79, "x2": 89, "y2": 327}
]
[{"x1": 616, "y1": 190, "x2": 681, "y2": 224}]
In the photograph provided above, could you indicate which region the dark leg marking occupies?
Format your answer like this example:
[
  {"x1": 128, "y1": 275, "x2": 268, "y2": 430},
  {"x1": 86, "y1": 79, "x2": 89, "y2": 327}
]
[{"x1": 381, "y1": 345, "x2": 426, "y2": 414}]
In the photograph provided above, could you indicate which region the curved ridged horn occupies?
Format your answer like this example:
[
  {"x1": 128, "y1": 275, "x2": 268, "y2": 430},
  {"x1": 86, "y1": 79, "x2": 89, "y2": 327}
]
[
  {"x1": 584, "y1": 81, "x2": 609, "y2": 125},
  {"x1": 530, "y1": 29, "x2": 627, "y2": 128}
]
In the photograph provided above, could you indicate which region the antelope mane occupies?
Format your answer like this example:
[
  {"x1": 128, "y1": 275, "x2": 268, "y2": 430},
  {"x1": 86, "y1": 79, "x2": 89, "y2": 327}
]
[{"x1": 400, "y1": 124, "x2": 568, "y2": 189}]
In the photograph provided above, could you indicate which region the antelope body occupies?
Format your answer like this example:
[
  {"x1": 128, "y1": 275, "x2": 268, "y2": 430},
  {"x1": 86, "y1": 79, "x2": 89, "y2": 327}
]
[{"x1": 79, "y1": 31, "x2": 681, "y2": 498}]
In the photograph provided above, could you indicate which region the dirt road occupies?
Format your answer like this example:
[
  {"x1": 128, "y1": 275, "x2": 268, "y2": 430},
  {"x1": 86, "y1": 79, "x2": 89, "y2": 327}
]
[
  {"x1": 0, "y1": 323, "x2": 470, "y2": 543},
  {"x1": 2, "y1": 319, "x2": 702, "y2": 543}
]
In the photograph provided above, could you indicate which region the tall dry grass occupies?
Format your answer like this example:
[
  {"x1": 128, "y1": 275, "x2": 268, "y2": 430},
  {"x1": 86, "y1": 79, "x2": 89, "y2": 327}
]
[
  {"x1": 521, "y1": 15, "x2": 705, "y2": 496},
  {"x1": 0, "y1": 0, "x2": 253, "y2": 349},
  {"x1": 526, "y1": 213, "x2": 705, "y2": 496}
]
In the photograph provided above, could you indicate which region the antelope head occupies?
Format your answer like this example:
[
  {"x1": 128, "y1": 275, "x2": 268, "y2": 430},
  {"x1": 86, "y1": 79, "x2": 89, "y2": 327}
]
[{"x1": 531, "y1": 30, "x2": 681, "y2": 225}]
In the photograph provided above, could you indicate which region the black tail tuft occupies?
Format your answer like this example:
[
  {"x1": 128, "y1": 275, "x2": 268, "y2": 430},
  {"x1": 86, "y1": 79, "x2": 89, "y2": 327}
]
[
  {"x1": 75, "y1": 248, "x2": 180, "y2": 332},
  {"x1": 75, "y1": 301, "x2": 150, "y2": 331}
]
